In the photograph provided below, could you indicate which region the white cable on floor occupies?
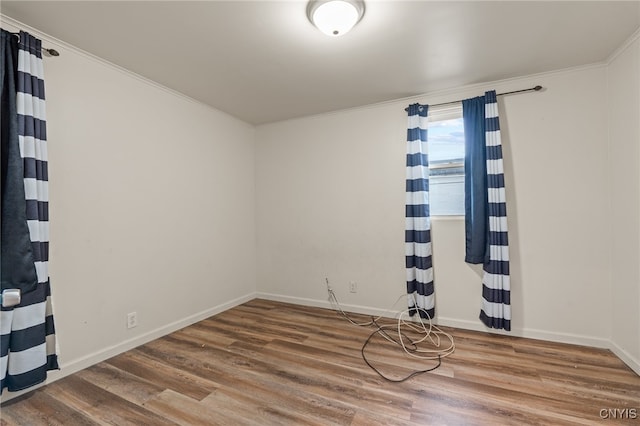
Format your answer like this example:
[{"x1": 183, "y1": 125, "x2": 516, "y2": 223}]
[{"x1": 325, "y1": 278, "x2": 455, "y2": 381}]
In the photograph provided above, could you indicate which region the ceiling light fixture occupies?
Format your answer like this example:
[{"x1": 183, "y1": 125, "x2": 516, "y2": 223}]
[{"x1": 307, "y1": 0, "x2": 365, "y2": 37}]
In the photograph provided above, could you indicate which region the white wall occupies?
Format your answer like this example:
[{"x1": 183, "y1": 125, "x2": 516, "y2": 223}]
[
  {"x1": 607, "y1": 35, "x2": 640, "y2": 372},
  {"x1": 2, "y1": 15, "x2": 638, "y2": 403},
  {"x1": 256, "y1": 66, "x2": 613, "y2": 348},
  {"x1": 1, "y1": 18, "x2": 257, "y2": 400}
]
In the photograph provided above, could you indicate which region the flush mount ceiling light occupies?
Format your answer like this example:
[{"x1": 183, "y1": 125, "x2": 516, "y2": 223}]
[{"x1": 307, "y1": 0, "x2": 365, "y2": 37}]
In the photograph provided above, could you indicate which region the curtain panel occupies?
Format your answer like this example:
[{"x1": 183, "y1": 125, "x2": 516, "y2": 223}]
[
  {"x1": 405, "y1": 103, "x2": 435, "y2": 319},
  {"x1": 462, "y1": 90, "x2": 511, "y2": 331},
  {"x1": 1, "y1": 29, "x2": 58, "y2": 392},
  {"x1": 462, "y1": 96, "x2": 488, "y2": 264}
]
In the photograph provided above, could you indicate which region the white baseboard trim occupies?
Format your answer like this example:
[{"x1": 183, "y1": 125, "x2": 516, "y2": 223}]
[
  {"x1": 435, "y1": 316, "x2": 611, "y2": 349},
  {"x1": 256, "y1": 292, "x2": 401, "y2": 319},
  {"x1": 1, "y1": 292, "x2": 257, "y2": 403},
  {"x1": 3, "y1": 291, "x2": 636, "y2": 402},
  {"x1": 609, "y1": 340, "x2": 640, "y2": 376},
  {"x1": 257, "y1": 292, "x2": 640, "y2": 376}
]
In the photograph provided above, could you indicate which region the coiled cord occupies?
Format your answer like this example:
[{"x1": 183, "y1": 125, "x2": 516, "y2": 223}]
[{"x1": 326, "y1": 278, "x2": 455, "y2": 382}]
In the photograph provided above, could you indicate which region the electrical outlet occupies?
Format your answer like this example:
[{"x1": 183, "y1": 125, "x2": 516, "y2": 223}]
[
  {"x1": 349, "y1": 281, "x2": 357, "y2": 293},
  {"x1": 127, "y1": 312, "x2": 138, "y2": 329}
]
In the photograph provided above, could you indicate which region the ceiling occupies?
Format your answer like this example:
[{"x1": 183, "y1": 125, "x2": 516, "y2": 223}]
[{"x1": 2, "y1": 1, "x2": 639, "y2": 125}]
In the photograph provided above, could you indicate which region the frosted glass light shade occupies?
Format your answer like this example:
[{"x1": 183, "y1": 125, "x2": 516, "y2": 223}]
[{"x1": 307, "y1": 0, "x2": 365, "y2": 37}]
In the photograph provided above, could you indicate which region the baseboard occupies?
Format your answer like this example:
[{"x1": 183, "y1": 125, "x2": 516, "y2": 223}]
[
  {"x1": 3, "y1": 291, "x2": 636, "y2": 403},
  {"x1": 256, "y1": 292, "x2": 402, "y2": 319},
  {"x1": 257, "y1": 293, "x2": 640, "y2": 373},
  {"x1": 1, "y1": 292, "x2": 257, "y2": 403},
  {"x1": 609, "y1": 340, "x2": 640, "y2": 376},
  {"x1": 436, "y1": 316, "x2": 611, "y2": 349}
]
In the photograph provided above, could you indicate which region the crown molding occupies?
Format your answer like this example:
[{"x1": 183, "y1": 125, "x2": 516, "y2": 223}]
[
  {"x1": 607, "y1": 26, "x2": 640, "y2": 65},
  {"x1": 0, "y1": 14, "x2": 252, "y2": 128}
]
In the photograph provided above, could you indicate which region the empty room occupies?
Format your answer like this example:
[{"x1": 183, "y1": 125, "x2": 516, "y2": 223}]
[{"x1": 1, "y1": 1, "x2": 639, "y2": 424}]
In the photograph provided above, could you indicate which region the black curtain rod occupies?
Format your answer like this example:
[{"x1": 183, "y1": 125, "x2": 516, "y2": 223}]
[
  {"x1": 9, "y1": 31, "x2": 60, "y2": 57},
  {"x1": 404, "y1": 85, "x2": 543, "y2": 111}
]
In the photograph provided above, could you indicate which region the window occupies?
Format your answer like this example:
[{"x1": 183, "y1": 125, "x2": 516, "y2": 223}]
[{"x1": 428, "y1": 106, "x2": 464, "y2": 216}]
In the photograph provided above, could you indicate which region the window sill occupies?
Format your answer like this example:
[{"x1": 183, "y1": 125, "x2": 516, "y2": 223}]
[{"x1": 431, "y1": 215, "x2": 465, "y2": 221}]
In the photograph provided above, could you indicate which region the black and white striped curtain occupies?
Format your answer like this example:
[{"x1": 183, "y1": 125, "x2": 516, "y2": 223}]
[
  {"x1": 462, "y1": 90, "x2": 511, "y2": 331},
  {"x1": 480, "y1": 91, "x2": 510, "y2": 330},
  {"x1": 1, "y1": 29, "x2": 59, "y2": 392},
  {"x1": 405, "y1": 104, "x2": 434, "y2": 318}
]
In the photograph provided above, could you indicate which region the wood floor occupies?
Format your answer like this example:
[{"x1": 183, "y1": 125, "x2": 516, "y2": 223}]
[{"x1": 1, "y1": 299, "x2": 639, "y2": 425}]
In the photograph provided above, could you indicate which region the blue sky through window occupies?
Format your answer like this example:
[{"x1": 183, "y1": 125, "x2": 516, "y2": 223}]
[{"x1": 428, "y1": 117, "x2": 464, "y2": 163}]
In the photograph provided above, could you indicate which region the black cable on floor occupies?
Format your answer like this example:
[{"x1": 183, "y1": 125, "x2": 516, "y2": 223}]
[
  {"x1": 361, "y1": 323, "x2": 442, "y2": 382},
  {"x1": 325, "y1": 281, "x2": 454, "y2": 381}
]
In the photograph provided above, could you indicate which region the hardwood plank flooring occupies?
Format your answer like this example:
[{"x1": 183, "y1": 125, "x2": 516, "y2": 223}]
[{"x1": 1, "y1": 299, "x2": 638, "y2": 425}]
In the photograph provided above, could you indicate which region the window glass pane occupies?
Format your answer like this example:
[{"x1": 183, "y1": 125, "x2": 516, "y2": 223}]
[
  {"x1": 428, "y1": 115, "x2": 465, "y2": 216},
  {"x1": 428, "y1": 117, "x2": 464, "y2": 163}
]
